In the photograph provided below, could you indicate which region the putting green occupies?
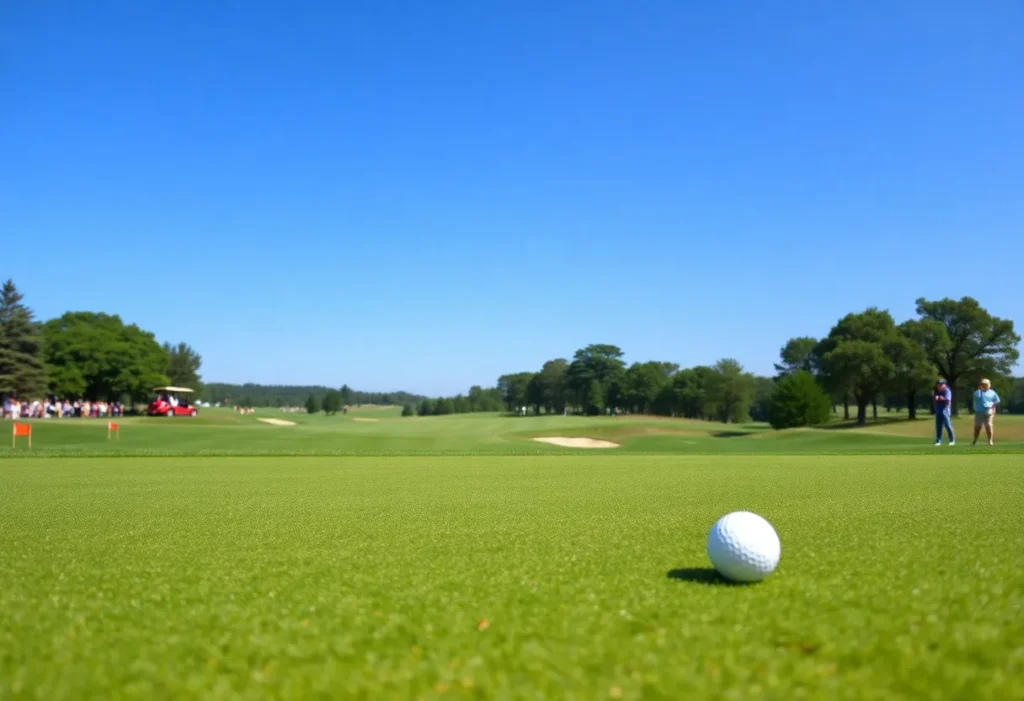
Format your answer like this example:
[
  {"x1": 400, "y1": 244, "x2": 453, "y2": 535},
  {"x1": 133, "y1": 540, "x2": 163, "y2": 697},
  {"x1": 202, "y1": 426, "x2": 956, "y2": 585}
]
[{"x1": 1, "y1": 454, "x2": 1021, "y2": 699}]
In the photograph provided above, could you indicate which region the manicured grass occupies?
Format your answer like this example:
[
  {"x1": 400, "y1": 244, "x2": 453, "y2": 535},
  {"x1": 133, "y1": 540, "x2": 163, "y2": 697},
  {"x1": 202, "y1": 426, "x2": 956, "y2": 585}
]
[
  {"x1": 1, "y1": 455, "x2": 1021, "y2": 699},
  {"x1": 4, "y1": 409, "x2": 1023, "y2": 457}
]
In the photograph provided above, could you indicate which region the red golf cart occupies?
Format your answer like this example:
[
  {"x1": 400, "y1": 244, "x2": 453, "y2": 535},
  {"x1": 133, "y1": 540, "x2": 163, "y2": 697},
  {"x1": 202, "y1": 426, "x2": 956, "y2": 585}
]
[{"x1": 148, "y1": 386, "x2": 198, "y2": 417}]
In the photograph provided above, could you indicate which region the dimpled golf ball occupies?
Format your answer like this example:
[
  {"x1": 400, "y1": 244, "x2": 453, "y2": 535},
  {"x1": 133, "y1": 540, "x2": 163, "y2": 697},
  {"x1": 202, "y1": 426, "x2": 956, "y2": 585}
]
[{"x1": 706, "y1": 511, "x2": 781, "y2": 582}]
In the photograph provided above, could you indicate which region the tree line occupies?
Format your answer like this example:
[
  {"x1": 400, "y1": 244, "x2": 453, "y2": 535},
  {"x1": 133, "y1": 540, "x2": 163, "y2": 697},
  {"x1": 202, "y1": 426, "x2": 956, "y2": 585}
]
[
  {"x1": 203, "y1": 383, "x2": 426, "y2": 409},
  {"x1": 392, "y1": 296, "x2": 1020, "y2": 429},
  {"x1": 0, "y1": 279, "x2": 201, "y2": 404},
  {"x1": 3, "y1": 278, "x2": 1019, "y2": 424},
  {"x1": 773, "y1": 297, "x2": 1019, "y2": 425}
]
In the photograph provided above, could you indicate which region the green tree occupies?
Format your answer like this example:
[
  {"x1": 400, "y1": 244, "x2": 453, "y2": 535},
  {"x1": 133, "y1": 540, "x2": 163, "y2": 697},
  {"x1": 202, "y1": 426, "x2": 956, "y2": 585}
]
[
  {"x1": 0, "y1": 279, "x2": 47, "y2": 399},
  {"x1": 893, "y1": 320, "x2": 945, "y2": 419},
  {"x1": 815, "y1": 308, "x2": 901, "y2": 425},
  {"x1": 42, "y1": 312, "x2": 169, "y2": 402},
  {"x1": 497, "y1": 372, "x2": 534, "y2": 412},
  {"x1": 566, "y1": 344, "x2": 626, "y2": 415},
  {"x1": 433, "y1": 397, "x2": 454, "y2": 416},
  {"x1": 914, "y1": 296, "x2": 1020, "y2": 415},
  {"x1": 526, "y1": 373, "x2": 544, "y2": 415},
  {"x1": 767, "y1": 370, "x2": 832, "y2": 429},
  {"x1": 708, "y1": 359, "x2": 757, "y2": 424},
  {"x1": 401, "y1": 403, "x2": 415, "y2": 417},
  {"x1": 164, "y1": 342, "x2": 202, "y2": 390},
  {"x1": 339, "y1": 384, "x2": 353, "y2": 406},
  {"x1": 774, "y1": 337, "x2": 819, "y2": 377},
  {"x1": 749, "y1": 376, "x2": 777, "y2": 422},
  {"x1": 587, "y1": 379, "x2": 605, "y2": 415},
  {"x1": 821, "y1": 340, "x2": 894, "y2": 425},
  {"x1": 321, "y1": 390, "x2": 342, "y2": 415},
  {"x1": 624, "y1": 361, "x2": 676, "y2": 414},
  {"x1": 417, "y1": 399, "x2": 434, "y2": 416},
  {"x1": 535, "y1": 359, "x2": 570, "y2": 413},
  {"x1": 304, "y1": 393, "x2": 319, "y2": 414},
  {"x1": 667, "y1": 366, "x2": 716, "y2": 418}
]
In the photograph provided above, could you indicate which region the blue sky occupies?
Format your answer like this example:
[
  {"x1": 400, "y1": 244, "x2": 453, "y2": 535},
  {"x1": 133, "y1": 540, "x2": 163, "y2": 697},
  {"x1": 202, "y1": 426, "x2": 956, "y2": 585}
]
[{"x1": 2, "y1": 1, "x2": 1021, "y2": 395}]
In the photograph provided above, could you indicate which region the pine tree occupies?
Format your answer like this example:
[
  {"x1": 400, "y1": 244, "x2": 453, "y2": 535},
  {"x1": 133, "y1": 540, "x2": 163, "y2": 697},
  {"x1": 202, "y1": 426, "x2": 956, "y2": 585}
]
[
  {"x1": 0, "y1": 279, "x2": 47, "y2": 399},
  {"x1": 305, "y1": 393, "x2": 320, "y2": 414}
]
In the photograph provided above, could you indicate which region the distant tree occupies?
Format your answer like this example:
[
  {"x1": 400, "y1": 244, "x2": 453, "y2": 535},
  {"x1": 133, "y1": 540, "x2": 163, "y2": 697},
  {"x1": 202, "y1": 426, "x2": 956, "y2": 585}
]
[
  {"x1": 768, "y1": 371, "x2": 832, "y2": 429},
  {"x1": 1007, "y1": 377, "x2": 1024, "y2": 414},
  {"x1": 774, "y1": 337, "x2": 819, "y2": 377},
  {"x1": 42, "y1": 311, "x2": 169, "y2": 402},
  {"x1": 164, "y1": 342, "x2": 202, "y2": 390},
  {"x1": 708, "y1": 359, "x2": 757, "y2": 424},
  {"x1": 587, "y1": 379, "x2": 605, "y2": 415},
  {"x1": 0, "y1": 279, "x2": 47, "y2": 399},
  {"x1": 535, "y1": 359, "x2": 570, "y2": 414},
  {"x1": 816, "y1": 308, "x2": 901, "y2": 425},
  {"x1": 417, "y1": 399, "x2": 434, "y2": 416},
  {"x1": 321, "y1": 390, "x2": 342, "y2": 415},
  {"x1": 433, "y1": 397, "x2": 454, "y2": 416},
  {"x1": 749, "y1": 376, "x2": 777, "y2": 422},
  {"x1": 566, "y1": 344, "x2": 626, "y2": 415},
  {"x1": 526, "y1": 373, "x2": 544, "y2": 415},
  {"x1": 669, "y1": 366, "x2": 716, "y2": 418},
  {"x1": 401, "y1": 403, "x2": 415, "y2": 417},
  {"x1": 914, "y1": 297, "x2": 1020, "y2": 415},
  {"x1": 892, "y1": 320, "x2": 945, "y2": 419},
  {"x1": 497, "y1": 372, "x2": 534, "y2": 412},
  {"x1": 624, "y1": 361, "x2": 675, "y2": 414},
  {"x1": 239, "y1": 395, "x2": 255, "y2": 409},
  {"x1": 821, "y1": 340, "x2": 894, "y2": 426},
  {"x1": 339, "y1": 384, "x2": 353, "y2": 406},
  {"x1": 304, "y1": 393, "x2": 319, "y2": 414}
]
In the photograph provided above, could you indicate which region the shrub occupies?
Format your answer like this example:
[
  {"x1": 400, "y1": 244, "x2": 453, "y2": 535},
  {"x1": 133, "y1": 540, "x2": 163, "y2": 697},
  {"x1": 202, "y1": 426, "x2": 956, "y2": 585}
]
[{"x1": 768, "y1": 371, "x2": 832, "y2": 429}]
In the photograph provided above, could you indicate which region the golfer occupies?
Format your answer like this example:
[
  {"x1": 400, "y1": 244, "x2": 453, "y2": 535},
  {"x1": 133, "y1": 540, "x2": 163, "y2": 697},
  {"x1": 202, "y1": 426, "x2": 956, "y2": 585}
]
[
  {"x1": 933, "y1": 379, "x2": 954, "y2": 446},
  {"x1": 972, "y1": 379, "x2": 1001, "y2": 446}
]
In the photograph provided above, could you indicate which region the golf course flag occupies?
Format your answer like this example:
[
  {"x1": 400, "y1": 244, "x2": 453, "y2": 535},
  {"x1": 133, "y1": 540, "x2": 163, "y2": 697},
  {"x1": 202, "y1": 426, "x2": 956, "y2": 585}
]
[
  {"x1": 108, "y1": 421, "x2": 119, "y2": 440},
  {"x1": 12, "y1": 422, "x2": 31, "y2": 448}
]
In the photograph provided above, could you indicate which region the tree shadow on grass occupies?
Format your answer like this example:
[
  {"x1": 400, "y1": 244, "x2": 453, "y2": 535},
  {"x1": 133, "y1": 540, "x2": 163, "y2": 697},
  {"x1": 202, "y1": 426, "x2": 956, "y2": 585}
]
[
  {"x1": 711, "y1": 431, "x2": 754, "y2": 438},
  {"x1": 815, "y1": 416, "x2": 907, "y2": 431},
  {"x1": 667, "y1": 568, "x2": 749, "y2": 586}
]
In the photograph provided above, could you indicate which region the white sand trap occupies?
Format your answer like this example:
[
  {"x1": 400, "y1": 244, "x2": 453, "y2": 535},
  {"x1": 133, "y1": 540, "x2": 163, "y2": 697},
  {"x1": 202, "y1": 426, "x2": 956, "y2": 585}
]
[
  {"x1": 258, "y1": 418, "x2": 296, "y2": 426},
  {"x1": 533, "y1": 436, "x2": 620, "y2": 449},
  {"x1": 353, "y1": 417, "x2": 379, "y2": 422}
]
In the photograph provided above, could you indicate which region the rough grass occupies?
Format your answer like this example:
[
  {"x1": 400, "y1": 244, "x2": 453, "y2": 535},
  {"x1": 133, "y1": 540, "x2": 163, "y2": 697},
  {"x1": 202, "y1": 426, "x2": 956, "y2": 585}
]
[
  {"x1": 4, "y1": 410, "x2": 1023, "y2": 457},
  {"x1": 1, "y1": 455, "x2": 1021, "y2": 699}
]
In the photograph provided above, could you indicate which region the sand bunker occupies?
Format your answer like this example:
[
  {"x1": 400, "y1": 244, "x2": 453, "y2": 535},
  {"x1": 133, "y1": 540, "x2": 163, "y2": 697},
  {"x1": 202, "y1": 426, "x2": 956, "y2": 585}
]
[
  {"x1": 258, "y1": 418, "x2": 296, "y2": 426},
  {"x1": 352, "y1": 417, "x2": 379, "y2": 422},
  {"x1": 533, "y1": 436, "x2": 620, "y2": 449}
]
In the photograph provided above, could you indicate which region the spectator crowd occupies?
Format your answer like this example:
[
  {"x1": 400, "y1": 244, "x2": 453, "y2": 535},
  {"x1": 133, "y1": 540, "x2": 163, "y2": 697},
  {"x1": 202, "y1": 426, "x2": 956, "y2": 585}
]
[{"x1": 2, "y1": 396, "x2": 125, "y2": 420}]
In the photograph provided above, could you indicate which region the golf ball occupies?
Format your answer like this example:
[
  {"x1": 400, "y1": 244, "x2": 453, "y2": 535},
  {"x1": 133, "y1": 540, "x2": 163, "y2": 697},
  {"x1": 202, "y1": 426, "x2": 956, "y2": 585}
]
[{"x1": 706, "y1": 511, "x2": 781, "y2": 582}]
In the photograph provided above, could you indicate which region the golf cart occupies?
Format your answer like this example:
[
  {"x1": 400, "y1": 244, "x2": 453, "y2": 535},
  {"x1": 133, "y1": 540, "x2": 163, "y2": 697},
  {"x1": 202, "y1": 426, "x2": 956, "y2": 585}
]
[{"x1": 148, "y1": 386, "x2": 198, "y2": 417}]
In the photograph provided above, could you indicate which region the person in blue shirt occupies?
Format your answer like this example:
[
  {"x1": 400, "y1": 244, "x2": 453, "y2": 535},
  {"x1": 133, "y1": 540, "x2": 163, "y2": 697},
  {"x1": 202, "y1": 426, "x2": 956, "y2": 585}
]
[
  {"x1": 933, "y1": 380, "x2": 955, "y2": 446},
  {"x1": 972, "y1": 378, "x2": 1001, "y2": 446}
]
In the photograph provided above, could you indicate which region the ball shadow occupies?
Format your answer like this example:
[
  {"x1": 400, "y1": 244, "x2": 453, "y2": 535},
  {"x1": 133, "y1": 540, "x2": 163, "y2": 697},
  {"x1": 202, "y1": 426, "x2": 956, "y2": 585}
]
[{"x1": 666, "y1": 567, "x2": 750, "y2": 586}]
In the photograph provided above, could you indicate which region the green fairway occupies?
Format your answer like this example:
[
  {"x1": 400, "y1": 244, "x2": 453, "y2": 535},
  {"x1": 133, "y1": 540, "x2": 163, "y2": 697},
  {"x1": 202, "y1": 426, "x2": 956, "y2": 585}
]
[
  {"x1": 4, "y1": 409, "x2": 1024, "y2": 456},
  {"x1": 1, "y1": 454, "x2": 1022, "y2": 699}
]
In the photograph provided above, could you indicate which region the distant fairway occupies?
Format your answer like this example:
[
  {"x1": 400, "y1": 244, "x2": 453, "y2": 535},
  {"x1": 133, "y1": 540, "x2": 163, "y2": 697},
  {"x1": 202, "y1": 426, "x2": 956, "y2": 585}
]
[{"x1": 3, "y1": 408, "x2": 1023, "y2": 456}]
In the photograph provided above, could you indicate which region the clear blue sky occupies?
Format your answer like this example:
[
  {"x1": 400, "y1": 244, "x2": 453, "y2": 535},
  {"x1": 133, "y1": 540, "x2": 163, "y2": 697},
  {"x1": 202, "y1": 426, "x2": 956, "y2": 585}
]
[{"x1": 2, "y1": 1, "x2": 1021, "y2": 395}]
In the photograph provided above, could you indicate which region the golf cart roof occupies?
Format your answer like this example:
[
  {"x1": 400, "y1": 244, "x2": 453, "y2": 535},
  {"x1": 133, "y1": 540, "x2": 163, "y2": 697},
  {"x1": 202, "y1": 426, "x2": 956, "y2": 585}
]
[{"x1": 154, "y1": 386, "x2": 194, "y2": 393}]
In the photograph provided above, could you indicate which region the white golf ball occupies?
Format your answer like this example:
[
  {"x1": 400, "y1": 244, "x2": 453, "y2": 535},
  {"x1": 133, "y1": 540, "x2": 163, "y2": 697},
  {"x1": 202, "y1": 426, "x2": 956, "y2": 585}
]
[{"x1": 706, "y1": 511, "x2": 781, "y2": 582}]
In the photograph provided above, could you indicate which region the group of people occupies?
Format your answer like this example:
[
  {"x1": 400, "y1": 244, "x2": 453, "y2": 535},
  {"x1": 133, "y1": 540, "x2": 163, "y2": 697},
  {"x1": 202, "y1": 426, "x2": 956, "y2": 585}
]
[
  {"x1": 933, "y1": 378, "x2": 1001, "y2": 446},
  {"x1": 1, "y1": 397, "x2": 125, "y2": 420}
]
